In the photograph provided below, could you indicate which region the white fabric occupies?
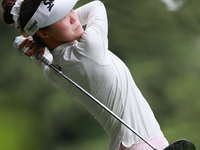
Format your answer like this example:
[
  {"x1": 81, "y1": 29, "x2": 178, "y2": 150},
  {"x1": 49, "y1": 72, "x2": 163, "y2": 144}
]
[
  {"x1": 10, "y1": 0, "x2": 24, "y2": 29},
  {"x1": 13, "y1": 35, "x2": 31, "y2": 55},
  {"x1": 33, "y1": 1, "x2": 161, "y2": 150}
]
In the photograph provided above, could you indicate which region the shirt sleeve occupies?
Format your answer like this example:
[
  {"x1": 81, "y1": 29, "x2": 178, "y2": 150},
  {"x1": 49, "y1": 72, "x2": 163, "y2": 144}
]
[{"x1": 74, "y1": 1, "x2": 109, "y2": 64}]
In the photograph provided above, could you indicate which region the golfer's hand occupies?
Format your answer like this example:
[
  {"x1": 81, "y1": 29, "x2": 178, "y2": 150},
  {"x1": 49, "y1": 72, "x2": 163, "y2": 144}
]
[{"x1": 18, "y1": 36, "x2": 45, "y2": 57}]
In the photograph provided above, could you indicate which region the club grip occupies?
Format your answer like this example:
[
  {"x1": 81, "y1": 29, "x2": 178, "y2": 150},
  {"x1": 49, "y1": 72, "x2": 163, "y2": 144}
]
[{"x1": 34, "y1": 52, "x2": 51, "y2": 67}]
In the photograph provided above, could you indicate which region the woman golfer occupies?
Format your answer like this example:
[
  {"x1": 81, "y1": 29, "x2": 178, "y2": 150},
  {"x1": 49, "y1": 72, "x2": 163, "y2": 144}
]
[{"x1": 2, "y1": 0, "x2": 169, "y2": 149}]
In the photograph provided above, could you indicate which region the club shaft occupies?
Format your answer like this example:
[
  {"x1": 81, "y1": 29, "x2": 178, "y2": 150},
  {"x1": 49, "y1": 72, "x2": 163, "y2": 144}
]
[{"x1": 34, "y1": 53, "x2": 158, "y2": 150}]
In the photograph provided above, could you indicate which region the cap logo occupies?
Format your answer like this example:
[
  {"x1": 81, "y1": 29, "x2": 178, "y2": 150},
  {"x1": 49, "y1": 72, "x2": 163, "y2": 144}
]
[
  {"x1": 27, "y1": 20, "x2": 38, "y2": 32},
  {"x1": 44, "y1": 0, "x2": 55, "y2": 11}
]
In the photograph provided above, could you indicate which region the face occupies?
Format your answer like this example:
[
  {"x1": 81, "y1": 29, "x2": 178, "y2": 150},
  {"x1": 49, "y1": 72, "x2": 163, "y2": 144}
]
[{"x1": 45, "y1": 10, "x2": 84, "y2": 43}]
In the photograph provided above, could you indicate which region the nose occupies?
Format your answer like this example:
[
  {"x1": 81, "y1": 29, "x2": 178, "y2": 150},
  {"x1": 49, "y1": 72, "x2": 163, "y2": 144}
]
[
  {"x1": 70, "y1": 16, "x2": 76, "y2": 24},
  {"x1": 69, "y1": 10, "x2": 76, "y2": 24}
]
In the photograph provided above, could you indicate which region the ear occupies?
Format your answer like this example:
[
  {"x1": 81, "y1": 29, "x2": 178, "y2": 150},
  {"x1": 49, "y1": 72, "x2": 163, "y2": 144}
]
[{"x1": 37, "y1": 30, "x2": 50, "y2": 39}]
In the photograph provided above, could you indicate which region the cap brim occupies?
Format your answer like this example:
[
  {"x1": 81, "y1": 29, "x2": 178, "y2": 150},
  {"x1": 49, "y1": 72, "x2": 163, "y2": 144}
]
[{"x1": 42, "y1": 0, "x2": 78, "y2": 27}]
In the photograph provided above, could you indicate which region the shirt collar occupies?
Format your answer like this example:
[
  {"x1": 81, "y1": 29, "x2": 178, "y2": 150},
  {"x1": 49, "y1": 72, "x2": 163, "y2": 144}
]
[{"x1": 51, "y1": 40, "x2": 78, "y2": 54}]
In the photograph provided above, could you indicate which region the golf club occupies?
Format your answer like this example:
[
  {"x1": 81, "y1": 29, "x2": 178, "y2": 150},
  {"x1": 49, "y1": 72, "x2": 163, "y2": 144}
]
[
  {"x1": 164, "y1": 139, "x2": 196, "y2": 150},
  {"x1": 14, "y1": 36, "x2": 196, "y2": 150},
  {"x1": 34, "y1": 52, "x2": 196, "y2": 150}
]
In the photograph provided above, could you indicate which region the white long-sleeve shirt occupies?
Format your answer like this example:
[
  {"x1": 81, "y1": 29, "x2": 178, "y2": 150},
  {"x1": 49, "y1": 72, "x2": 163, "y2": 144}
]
[{"x1": 33, "y1": 1, "x2": 161, "y2": 150}]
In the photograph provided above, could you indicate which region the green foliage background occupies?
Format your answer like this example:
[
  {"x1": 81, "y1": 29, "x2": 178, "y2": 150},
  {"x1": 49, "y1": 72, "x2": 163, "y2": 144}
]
[{"x1": 1, "y1": 0, "x2": 200, "y2": 149}]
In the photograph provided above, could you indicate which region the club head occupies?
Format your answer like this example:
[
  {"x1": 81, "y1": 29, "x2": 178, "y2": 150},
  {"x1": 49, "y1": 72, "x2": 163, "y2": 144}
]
[{"x1": 164, "y1": 139, "x2": 196, "y2": 150}]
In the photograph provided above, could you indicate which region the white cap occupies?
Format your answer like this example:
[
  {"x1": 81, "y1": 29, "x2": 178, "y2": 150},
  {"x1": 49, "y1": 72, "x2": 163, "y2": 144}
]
[{"x1": 24, "y1": 0, "x2": 78, "y2": 36}]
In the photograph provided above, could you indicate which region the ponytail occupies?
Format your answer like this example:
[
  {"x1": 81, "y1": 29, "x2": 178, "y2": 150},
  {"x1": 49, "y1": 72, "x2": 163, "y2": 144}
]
[
  {"x1": 2, "y1": 0, "x2": 16, "y2": 25},
  {"x1": 2, "y1": 0, "x2": 42, "y2": 29}
]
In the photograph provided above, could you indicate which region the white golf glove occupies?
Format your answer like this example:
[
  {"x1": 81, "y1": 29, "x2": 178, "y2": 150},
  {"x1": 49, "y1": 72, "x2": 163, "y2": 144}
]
[{"x1": 13, "y1": 35, "x2": 31, "y2": 55}]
